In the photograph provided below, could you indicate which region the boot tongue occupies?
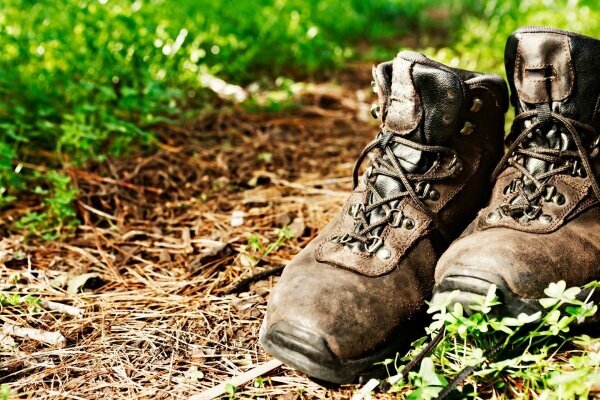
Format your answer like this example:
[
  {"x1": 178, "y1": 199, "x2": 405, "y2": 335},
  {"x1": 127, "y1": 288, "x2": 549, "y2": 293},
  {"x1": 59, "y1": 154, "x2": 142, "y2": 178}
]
[
  {"x1": 507, "y1": 28, "x2": 600, "y2": 123},
  {"x1": 371, "y1": 51, "x2": 464, "y2": 199},
  {"x1": 505, "y1": 28, "x2": 600, "y2": 205},
  {"x1": 358, "y1": 52, "x2": 463, "y2": 239}
]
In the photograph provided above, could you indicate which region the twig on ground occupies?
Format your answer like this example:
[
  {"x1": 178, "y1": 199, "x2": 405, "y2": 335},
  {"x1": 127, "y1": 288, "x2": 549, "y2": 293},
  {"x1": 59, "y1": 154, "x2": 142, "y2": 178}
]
[
  {"x1": 190, "y1": 359, "x2": 283, "y2": 400},
  {"x1": 3, "y1": 322, "x2": 67, "y2": 348},
  {"x1": 226, "y1": 266, "x2": 285, "y2": 294},
  {"x1": 41, "y1": 300, "x2": 84, "y2": 319}
]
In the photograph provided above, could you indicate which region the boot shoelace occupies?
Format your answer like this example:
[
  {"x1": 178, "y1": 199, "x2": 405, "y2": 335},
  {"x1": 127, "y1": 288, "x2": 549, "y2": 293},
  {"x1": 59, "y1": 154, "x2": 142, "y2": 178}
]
[
  {"x1": 333, "y1": 131, "x2": 460, "y2": 252},
  {"x1": 400, "y1": 110, "x2": 599, "y2": 397},
  {"x1": 398, "y1": 112, "x2": 599, "y2": 397},
  {"x1": 491, "y1": 109, "x2": 600, "y2": 221}
]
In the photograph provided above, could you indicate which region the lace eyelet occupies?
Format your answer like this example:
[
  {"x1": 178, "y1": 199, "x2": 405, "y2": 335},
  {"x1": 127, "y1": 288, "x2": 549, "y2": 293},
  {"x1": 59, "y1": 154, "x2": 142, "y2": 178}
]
[
  {"x1": 460, "y1": 121, "x2": 475, "y2": 136},
  {"x1": 339, "y1": 233, "x2": 352, "y2": 244},
  {"x1": 415, "y1": 181, "x2": 431, "y2": 198},
  {"x1": 375, "y1": 247, "x2": 391, "y2": 260},
  {"x1": 553, "y1": 193, "x2": 566, "y2": 206},
  {"x1": 486, "y1": 210, "x2": 501, "y2": 223},
  {"x1": 348, "y1": 203, "x2": 365, "y2": 219},
  {"x1": 370, "y1": 104, "x2": 380, "y2": 119},
  {"x1": 387, "y1": 208, "x2": 404, "y2": 227},
  {"x1": 365, "y1": 235, "x2": 383, "y2": 253},
  {"x1": 414, "y1": 182, "x2": 439, "y2": 201},
  {"x1": 524, "y1": 205, "x2": 542, "y2": 220},
  {"x1": 402, "y1": 218, "x2": 415, "y2": 230},
  {"x1": 505, "y1": 179, "x2": 522, "y2": 196},
  {"x1": 570, "y1": 161, "x2": 587, "y2": 177},
  {"x1": 543, "y1": 185, "x2": 557, "y2": 202},
  {"x1": 449, "y1": 157, "x2": 463, "y2": 175},
  {"x1": 470, "y1": 98, "x2": 483, "y2": 113}
]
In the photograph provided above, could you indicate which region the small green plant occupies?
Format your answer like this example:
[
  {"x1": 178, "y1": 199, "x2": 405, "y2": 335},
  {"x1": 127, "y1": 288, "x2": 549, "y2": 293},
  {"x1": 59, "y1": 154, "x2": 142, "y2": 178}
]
[
  {"x1": 256, "y1": 151, "x2": 273, "y2": 164},
  {"x1": 253, "y1": 376, "x2": 270, "y2": 388},
  {"x1": 224, "y1": 383, "x2": 237, "y2": 399},
  {"x1": 0, "y1": 292, "x2": 42, "y2": 314},
  {"x1": 15, "y1": 171, "x2": 79, "y2": 240},
  {"x1": 244, "y1": 226, "x2": 296, "y2": 266},
  {"x1": 375, "y1": 280, "x2": 600, "y2": 399},
  {"x1": 0, "y1": 384, "x2": 9, "y2": 400},
  {"x1": 265, "y1": 226, "x2": 295, "y2": 256},
  {"x1": 0, "y1": 293, "x2": 21, "y2": 307}
]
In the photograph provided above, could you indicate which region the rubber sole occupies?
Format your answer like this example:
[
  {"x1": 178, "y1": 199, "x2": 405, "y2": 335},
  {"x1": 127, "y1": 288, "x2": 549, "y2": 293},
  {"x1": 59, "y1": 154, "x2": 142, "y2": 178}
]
[
  {"x1": 433, "y1": 268, "x2": 600, "y2": 324},
  {"x1": 259, "y1": 316, "x2": 425, "y2": 384}
]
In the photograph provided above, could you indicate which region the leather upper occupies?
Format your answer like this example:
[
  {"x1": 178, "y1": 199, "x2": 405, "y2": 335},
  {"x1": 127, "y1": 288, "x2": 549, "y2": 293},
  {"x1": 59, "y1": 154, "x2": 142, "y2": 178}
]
[
  {"x1": 265, "y1": 51, "x2": 508, "y2": 360},
  {"x1": 436, "y1": 27, "x2": 600, "y2": 299}
]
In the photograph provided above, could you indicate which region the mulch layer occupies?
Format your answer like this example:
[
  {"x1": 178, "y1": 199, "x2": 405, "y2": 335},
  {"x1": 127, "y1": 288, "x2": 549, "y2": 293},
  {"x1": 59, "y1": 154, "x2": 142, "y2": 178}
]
[{"x1": 0, "y1": 64, "x2": 403, "y2": 399}]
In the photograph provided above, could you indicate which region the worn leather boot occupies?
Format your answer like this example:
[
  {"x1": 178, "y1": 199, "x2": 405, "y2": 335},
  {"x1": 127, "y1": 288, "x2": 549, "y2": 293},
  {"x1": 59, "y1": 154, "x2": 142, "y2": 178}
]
[
  {"x1": 259, "y1": 51, "x2": 508, "y2": 383},
  {"x1": 435, "y1": 27, "x2": 600, "y2": 318}
]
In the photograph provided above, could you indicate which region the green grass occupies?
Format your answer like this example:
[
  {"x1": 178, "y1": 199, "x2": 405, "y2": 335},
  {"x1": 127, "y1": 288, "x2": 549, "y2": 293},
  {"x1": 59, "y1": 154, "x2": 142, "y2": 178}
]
[
  {"x1": 3, "y1": 0, "x2": 600, "y2": 236},
  {"x1": 429, "y1": 0, "x2": 600, "y2": 75},
  {"x1": 0, "y1": 0, "x2": 480, "y2": 236},
  {"x1": 368, "y1": 280, "x2": 600, "y2": 399}
]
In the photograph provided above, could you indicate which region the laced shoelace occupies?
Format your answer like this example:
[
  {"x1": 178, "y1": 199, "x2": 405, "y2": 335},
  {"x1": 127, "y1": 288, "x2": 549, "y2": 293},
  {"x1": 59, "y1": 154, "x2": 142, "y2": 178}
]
[
  {"x1": 341, "y1": 131, "x2": 459, "y2": 249},
  {"x1": 491, "y1": 109, "x2": 600, "y2": 219},
  {"x1": 397, "y1": 110, "x2": 600, "y2": 398}
]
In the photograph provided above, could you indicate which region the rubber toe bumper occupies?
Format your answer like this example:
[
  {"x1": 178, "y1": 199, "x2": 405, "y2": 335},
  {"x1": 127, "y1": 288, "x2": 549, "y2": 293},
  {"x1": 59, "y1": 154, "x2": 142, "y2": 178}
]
[
  {"x1": 259, "y1": 319, "x2": 413, "y2": 384},
  {"x1": 432, "y1": 268, "x2": 540, "y2": 317}
]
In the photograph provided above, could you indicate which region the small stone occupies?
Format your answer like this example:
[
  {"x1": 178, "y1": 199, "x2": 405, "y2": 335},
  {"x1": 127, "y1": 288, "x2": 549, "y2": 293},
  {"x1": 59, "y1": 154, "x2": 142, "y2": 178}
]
[{"x1": 230, "y1": 210, "x2": 245, "y2": 227}]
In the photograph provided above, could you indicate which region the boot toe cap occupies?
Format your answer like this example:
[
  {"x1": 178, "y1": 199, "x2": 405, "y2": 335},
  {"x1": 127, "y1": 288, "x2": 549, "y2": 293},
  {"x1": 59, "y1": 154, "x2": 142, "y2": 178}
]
[{"x1": 261, "y1": 257, "x2": 427, "y2": 381}]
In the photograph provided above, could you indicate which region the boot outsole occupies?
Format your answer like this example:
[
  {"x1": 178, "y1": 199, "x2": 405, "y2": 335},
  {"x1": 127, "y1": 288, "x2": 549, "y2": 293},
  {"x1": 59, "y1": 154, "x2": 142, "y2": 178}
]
[
  {"x1": 259, "y1": 319, "x2": 419, "y2": 384},
  {"x1": 433, "y1": 268, "x2": 600, "y2": 325}
]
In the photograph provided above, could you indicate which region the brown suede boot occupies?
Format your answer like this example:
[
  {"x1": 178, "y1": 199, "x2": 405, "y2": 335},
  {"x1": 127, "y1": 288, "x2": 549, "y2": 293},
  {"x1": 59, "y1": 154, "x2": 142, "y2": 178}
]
[
  {"x1": 260, "y1": 51, "x2": 508, "y2": 383},
  {"x1": 435, "y1": 27, "x2": 600, "y2": 319}
]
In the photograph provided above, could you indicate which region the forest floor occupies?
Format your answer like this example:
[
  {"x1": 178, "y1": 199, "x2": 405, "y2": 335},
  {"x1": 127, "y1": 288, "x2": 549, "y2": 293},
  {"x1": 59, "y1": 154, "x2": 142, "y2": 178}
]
[{"x1": 0, "y1": 63, "x2": 400, "y2": 399}]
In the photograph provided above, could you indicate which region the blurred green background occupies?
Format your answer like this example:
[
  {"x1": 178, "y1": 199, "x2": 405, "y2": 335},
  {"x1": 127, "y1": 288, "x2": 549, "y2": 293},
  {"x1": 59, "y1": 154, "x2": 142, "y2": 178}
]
[{"x1": 1, "y1": 0, "x2": 599, "y2": 238}]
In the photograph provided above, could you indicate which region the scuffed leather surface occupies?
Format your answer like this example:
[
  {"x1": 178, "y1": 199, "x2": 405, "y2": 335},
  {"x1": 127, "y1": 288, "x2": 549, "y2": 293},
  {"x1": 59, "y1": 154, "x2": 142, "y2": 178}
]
[
  {"x1": 513, "y1": 32, "x2": 573, "y2": 104},
  {"x1": 438, "y1": 27, "x2": 600, "y2": 300},
  {"x1": 316, "y1": 200, "x2": 430, "y2": 277},
  {"x1": 267, "y1": 220, "x2": 435, "y2": 360},
  {"x1": 384, "y1": 57, "x2": 422, "y2": 135},
  {"x1": 436, "y1": 207, "x2": 600, "y2": 299},
  {"x1": 506, "y1": 26, "x2": 600, "y2": 127},
  {"x1": 475, "y1": 169, "x2": 591, "y2": 234},
  {"x1": 265, "y1": 51, "x2": 508, "y2": 360}
]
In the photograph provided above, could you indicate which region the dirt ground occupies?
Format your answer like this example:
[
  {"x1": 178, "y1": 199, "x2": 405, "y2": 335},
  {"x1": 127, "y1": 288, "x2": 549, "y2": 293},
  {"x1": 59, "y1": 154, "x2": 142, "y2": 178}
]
[{"x1": 0, "y1": 64, "x2": 401, "y2": 398}]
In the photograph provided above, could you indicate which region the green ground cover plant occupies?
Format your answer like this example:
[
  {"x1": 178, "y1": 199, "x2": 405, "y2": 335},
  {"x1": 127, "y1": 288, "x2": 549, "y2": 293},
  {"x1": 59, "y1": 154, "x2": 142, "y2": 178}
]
[
  {"x1": 1, "y1": 0, "x2": 476, "y2": 235},
  {"x1": 367, "y1": 280, "x2": 600, "y2": 399},
  {"x1": 4, "y1": 1, "x2": 600, "y2": 236}
]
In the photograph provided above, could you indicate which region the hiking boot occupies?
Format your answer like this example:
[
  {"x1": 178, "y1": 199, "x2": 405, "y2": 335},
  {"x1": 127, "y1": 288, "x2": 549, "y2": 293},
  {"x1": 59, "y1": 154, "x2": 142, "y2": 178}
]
[
  {"x1": 259, "y1": 51, "x2": 508, "y2": 384},
  {"x1": 434, "y1": 27, "x2": 600, "y2": 319}
]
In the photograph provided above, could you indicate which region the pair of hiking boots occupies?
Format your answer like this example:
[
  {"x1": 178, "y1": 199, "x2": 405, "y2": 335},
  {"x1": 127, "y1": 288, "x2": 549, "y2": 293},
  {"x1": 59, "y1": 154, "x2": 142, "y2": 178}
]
[{"x1": 260, "y1": 26, "x2": 600, "y2": 384}]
